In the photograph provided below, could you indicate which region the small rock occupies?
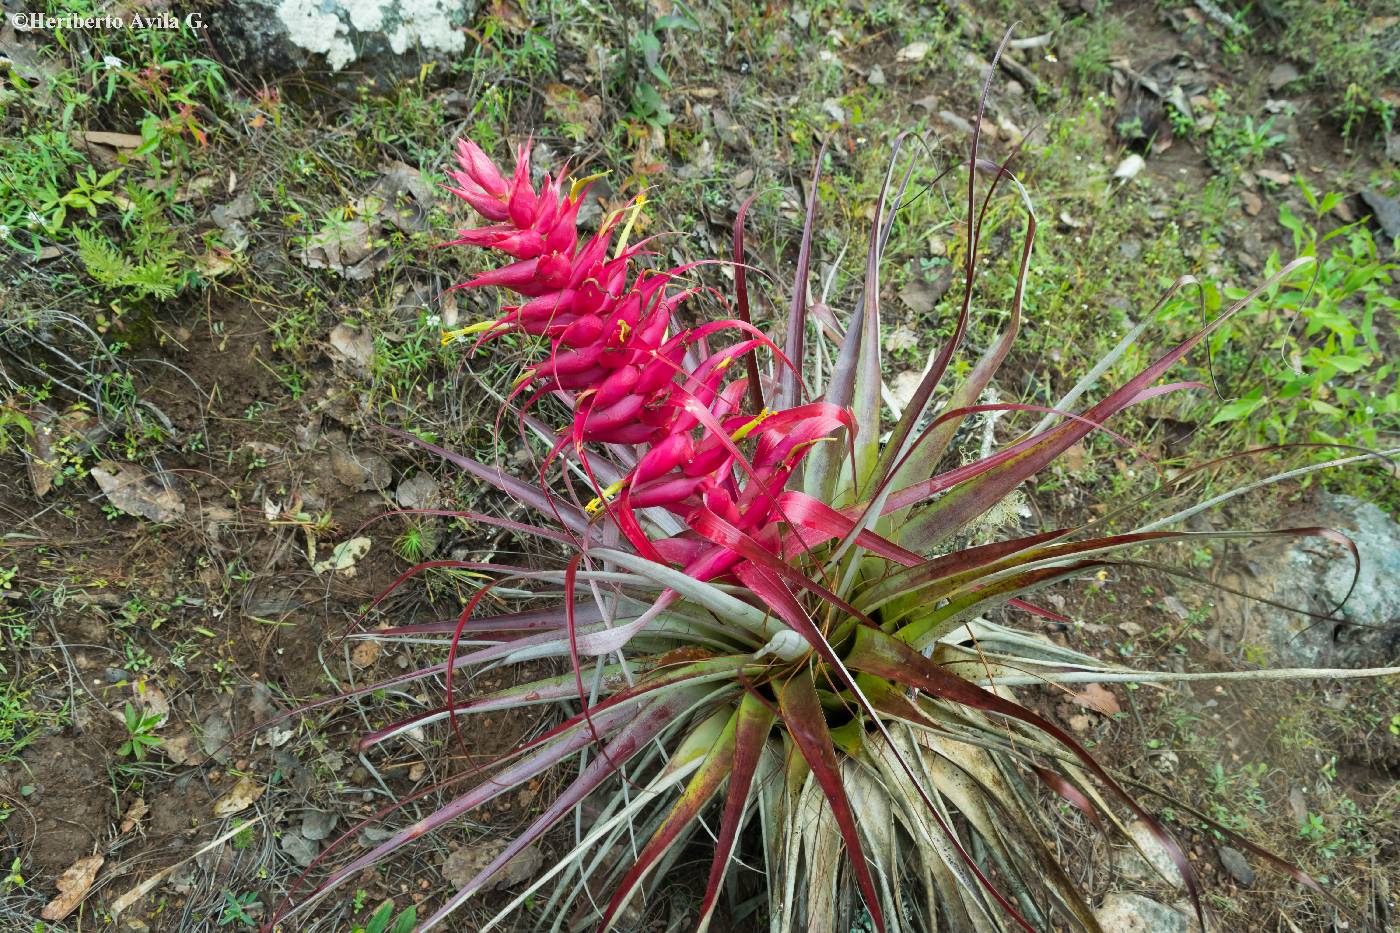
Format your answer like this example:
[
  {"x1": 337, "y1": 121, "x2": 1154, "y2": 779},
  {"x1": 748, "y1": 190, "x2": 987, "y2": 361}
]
[
  {"x1": 1095, "y1": 893, "x2": 1189, "y2": 933},
  {"x1": 1113, "y1": 154, "x2": 1146, "y2": 181},
  {"x1": 895, "y1": 41, "x2": 930, "y2": 64},
  {"x1": 1386, "y1": 133, "x2": 1400, "y2": 164},
  {"x1": 1116, "y1": 821, "x2": 1185, "y2": 889},
  {"x1": 1240, "y1": 189, "x2": 1263, "y2": 217},
  {"x1": 1067, "y1": 713, "x2": 1093, "y2": 733},
  {"x1": 1266, "y1": 62, "x2": 1300, "y2": 92},
  {"x1": 329, "y1": 446, "x2": 392, "y2": 490},
  {"x1": 1217, "y1": 846, "x2": 1255, "y2": 886},
  {"x1": 442, "y1": 840, "x2": 543, "y2": 892},
  {"x1": 867, "y1": 64, "x2": 886, "y2": 86},
  {"x1": 1119, "y1": 238, "x2": 1142, "y2": 261},
  {"x1": 731, "y1": 168, "x2": 754, "y2": 189},
  {"x1": 1288, "y1": 787, "x2": 1307, "y2": 823},
  {"x1": 1118, "y1": 621, "x2": 1145, "y2": 637},
  {"x1": 936, "y1": 110, "x2": 974, "y2": 136},
  {"x1": 821, "y1": 98, "x2": 846, "y2": 125},
  {"x1": 1360, "y1": 189, "x2": 1400, "y2": 245}
]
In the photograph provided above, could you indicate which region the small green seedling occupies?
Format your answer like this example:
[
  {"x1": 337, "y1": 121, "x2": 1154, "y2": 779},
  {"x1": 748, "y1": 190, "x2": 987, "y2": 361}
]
[
  {"x1": 118, "y1": 702, "x2": 162, "y2": 761},
  {"x1": 358, "y1": 900, "x2": 416, "y2": 933}
]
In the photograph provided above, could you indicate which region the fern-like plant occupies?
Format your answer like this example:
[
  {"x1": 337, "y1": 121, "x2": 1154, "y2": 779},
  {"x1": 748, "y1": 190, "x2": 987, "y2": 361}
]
[{"x1": 73, "y1": 188, "x2": 184, "y2": 301}]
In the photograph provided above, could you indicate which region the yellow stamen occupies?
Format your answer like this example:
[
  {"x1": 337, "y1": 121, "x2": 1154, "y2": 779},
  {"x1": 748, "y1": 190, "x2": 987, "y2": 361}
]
[
  {"x1": 730, "y1": 408, "x2": 774, "y2": 443},
  {"x1": 570, "y1": 171, "x2": 609, "y2": 200},
  {"x1": 782, "y1": 436, "x2": 835, "y2": 466},
  {"x1": 584, "y1": 477, "x2": 627, "y2": 514},
  {"x1": 439, "y1": 319, "x2": 499, "y2": 346},
  {"x1": 613, "y1": 194, "x2": 648, "y2": 259},
  {"x1": 512, "y1": 369, "x2": 536, "y2": 389},
  {"x1": 613, "y1": 319, "x2": 631, "y2": 343}
]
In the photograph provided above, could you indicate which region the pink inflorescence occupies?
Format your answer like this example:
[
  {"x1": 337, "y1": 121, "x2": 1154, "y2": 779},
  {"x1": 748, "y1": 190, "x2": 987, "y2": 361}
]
[{"x1": 444, "y1": 139, "x2": 845, "y2": 580}]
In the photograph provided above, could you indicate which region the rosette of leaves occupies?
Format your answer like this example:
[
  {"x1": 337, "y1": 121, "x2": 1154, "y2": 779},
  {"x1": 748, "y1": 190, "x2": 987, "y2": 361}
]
[{"x1": 270, "y1": 61, "x2": 1398, "y2": 933}]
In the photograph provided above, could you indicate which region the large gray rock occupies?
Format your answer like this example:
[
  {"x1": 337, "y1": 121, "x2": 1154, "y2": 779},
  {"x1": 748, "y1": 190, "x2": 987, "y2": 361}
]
[
  {"x1": 1223, "y1": 493, "x2": 1400, "y2": 667},
  {"x1": 211, "y1": 0, "x2": 475, "y2": 76},
  {"x1": 1094, "y1": 893, "x2": 1190, "y2": 933}
]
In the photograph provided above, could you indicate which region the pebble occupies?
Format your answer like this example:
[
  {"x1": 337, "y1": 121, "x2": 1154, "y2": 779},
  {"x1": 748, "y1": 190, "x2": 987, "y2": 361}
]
[
  {"x1": 1217, "y1": 846, "x2": 1255, "y2": 886},
  {"x1": 1266, "y1": 62, "x2": 1300, "y2": 92}
]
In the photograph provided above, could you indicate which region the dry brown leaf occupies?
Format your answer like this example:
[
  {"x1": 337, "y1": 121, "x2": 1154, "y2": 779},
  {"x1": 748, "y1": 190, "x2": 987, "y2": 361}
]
[
  {"x1": 541, "y1": 83, "x2": 603, "y2": 136},
  {"x1": 298, "y1": 220, "x2": 384, "y2": 280},
  {"x1": 90, "y1": 460, "x2": 186, "y2": 523},
  {"x1": 40, "y1": 854, "x2": 104, "y2": 921},
  {"x1": 1072, "y1": 682, "x2": 1122, "y2": 717},
  {"x1": 351, "y1": 640, "x2": 381, "y2": 669},
  {"x1": 212, "y1": 775, "x2": 264, "y2": 817},
  {"x1": 132, "y1": 680, "x2": 170, "y2": 728},
  {"x1": 24, "y1": 406, "x2": 60, "y2": 497},
  {"x1": 83, "y1": 130, "x2": 143, "y2": 149},
  {"x1": 120, "y1": 798, "x2": 149, "y2": 833},
  {"x1": 354, "y1": 162, "x2": 433, "y2": 233},
  {"x1": 313, "y1": 536, "x2": 371, "y2": 575},
  {"x1": 486, "y1": 0, "x2": 529, "y2": 31},
  {"x1": 328, "y1": 324, "x2": 375, "y2": 370},
  {"x1": 172, "y1": 174, "x2": 216, "y2": 203},
  {"x1": 1061, "y1": 443, "x2": 1087, "y2": 473},
  {"x1": 196, "y1": 251, "x2": 238, "y2": 278}
]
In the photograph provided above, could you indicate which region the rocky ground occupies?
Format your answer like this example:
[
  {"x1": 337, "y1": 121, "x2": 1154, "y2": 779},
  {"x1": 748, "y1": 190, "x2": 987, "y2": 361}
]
[{"x1": 1, "y1": 0, "x2": 1397, "y2": 930}]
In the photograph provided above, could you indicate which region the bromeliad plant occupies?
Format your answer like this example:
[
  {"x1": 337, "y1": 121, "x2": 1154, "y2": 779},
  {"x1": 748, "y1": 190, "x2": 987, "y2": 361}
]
[{"x1": 271, "y1": 71, "x2": 1400, "y2": 933}]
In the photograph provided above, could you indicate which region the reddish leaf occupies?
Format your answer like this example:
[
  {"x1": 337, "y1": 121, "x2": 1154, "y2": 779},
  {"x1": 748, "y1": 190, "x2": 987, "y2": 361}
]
[{"x1": 777, "y1": 670, "x2": 884, "y2": 933}]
